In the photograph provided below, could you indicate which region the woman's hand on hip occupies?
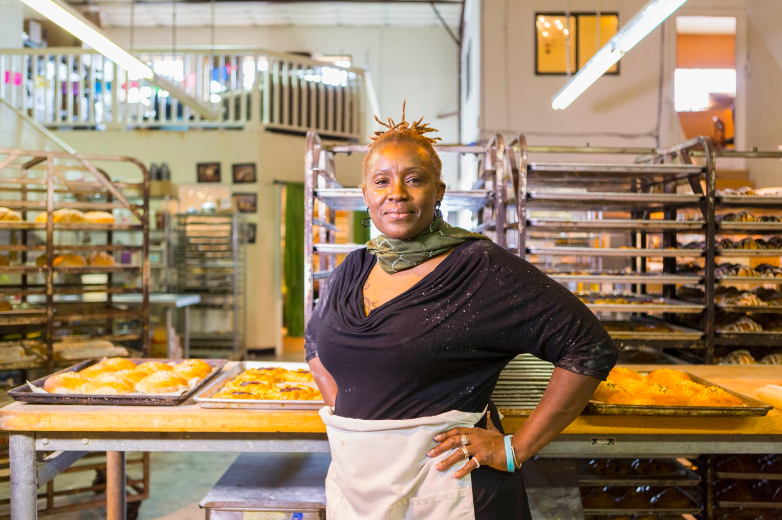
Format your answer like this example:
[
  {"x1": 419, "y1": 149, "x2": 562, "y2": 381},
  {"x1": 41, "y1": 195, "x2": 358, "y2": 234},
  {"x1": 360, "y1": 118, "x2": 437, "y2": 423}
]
[{"x1": 426, "y1": 412, "x2": 508, "y2": 478}]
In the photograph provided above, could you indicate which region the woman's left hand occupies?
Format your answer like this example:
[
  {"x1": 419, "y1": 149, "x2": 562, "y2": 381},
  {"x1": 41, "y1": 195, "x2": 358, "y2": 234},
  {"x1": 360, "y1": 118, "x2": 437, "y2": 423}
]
[{"x1": 427, "y1": 412, "x2": 509, "y2": 478}]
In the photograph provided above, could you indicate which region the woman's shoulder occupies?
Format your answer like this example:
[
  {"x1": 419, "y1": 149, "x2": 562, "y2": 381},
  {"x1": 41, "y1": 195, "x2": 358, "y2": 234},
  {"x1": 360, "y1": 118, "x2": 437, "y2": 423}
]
[
  {"x1": 328, "y1": 247, "x2": 372, "y2": 280},
  {"x1": 454, "y1": 238, "x2": 525, "y2": 266}
]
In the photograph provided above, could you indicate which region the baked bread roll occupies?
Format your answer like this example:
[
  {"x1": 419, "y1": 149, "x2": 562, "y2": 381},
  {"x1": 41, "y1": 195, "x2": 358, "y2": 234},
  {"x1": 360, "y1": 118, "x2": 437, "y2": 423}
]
[
  {"x1": 43, "y1": 371, "x2": 87, "y2": 394},
  {"x1": 759, "y1": 353, "x2": 782, "y2": 365},
  {"x1": 607, "y1": 366, "x2": 644, "y2": 384},
  {"x1": 224, "y1": 379, "x2": 274, "y2": 395},
  {"x1": 581, "y1": 486, "x2": 623, "y2": 509},
  {"x1": 720, "y1": 349, "x2": 757, "y2": 365},
  {"x1": 0, "y1": 299, "x2": 11, "y2": 312},
  {"x1": 615, "y1": 378, "x2": 649, "y2": 395},
  {"x1": 35, "y1": 209, "x2": 87, "y2": 223},
  {"x1": 631, "y1": 459, "x2": 677, "y2": 476},
  {"x1": 716, "y1": 455, "x2": 761, "y2": 473},
  {"x1": 630, "y1": 384, "x2": 689, "y2": 406},
  {"x1": 84, "y1": 211, "x2": 115, "y2": 224},
  {"x1": 53, "y1": 254, "x2": 86, "y2": 267},
  {"x1": 651, "y1": 487, "x2": 691, "y2": 508},
  {"x1": 121, "y1": 368, "x2": 151, "y2": 385},
  {"x1": 0, "y1": 207, "x2": 22, "y2": 221},
  {"x1": 606, "y1": 388, "x2": 634, "y2": 405},
  {"x1": 616, "y1": 486, "x2": 654, "y2": 508},
  {"x1": 284, "y1": 369, "x2": 315, "y2": 383},
  {"x1": 761, "y1": 454, "x2": 782, "y2": 473},
  {"x1": 592, "y1": 381, "x2": 623, "y2": 403},
  {"x1": 173, "y1": 359, "x2": 211, "y2": 381},
  {"x1": 79, "y1": 357, "x2": 137, "y2": 380},
  {"x1": 136, "y1": 370, "x2": 189, "y2": 394},
  {"x1": 715, "y1": 481, "x2": 756, "y2": 501},
  {"x1": 135, "y1": 361, "x2": 174, "y2": 374},
  {"x1": 690, "y1": 386, "x2": 745, "y2": 407},
  {"x1": 82, "y1": 372, "x2": 135, "y2": 395},
  {"x1": 87, "y1": 252, "x2": 115, "y2": 266},
  {"x1": 0, "y1": 255, "x2": 9, "y2": 267},
  {"x1": 674, "y1": 380, "x2": 706, "y2": 399},
  {"x1": 644, "y1": 368, "x2": 691, "y2": 386},
  {"x1": 268, "y1": 385, "x2": 321, "y2": 401}
]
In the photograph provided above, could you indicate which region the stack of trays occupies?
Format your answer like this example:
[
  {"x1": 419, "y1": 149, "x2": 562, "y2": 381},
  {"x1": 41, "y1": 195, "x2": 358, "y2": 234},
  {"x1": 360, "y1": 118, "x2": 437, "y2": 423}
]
[{"x1": 491, "y1": 354, "x2": 554, "y2": 409}]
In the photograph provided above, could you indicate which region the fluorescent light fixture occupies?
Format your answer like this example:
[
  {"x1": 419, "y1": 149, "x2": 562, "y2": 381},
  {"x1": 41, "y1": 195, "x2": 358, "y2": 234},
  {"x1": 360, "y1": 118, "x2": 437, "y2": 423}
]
[
  {"x1": 18, "y1": 0, "x2": 154, "y2": 80},
  {"x1": 552, "y1": 0, "x2": 689, "y2": 110}
]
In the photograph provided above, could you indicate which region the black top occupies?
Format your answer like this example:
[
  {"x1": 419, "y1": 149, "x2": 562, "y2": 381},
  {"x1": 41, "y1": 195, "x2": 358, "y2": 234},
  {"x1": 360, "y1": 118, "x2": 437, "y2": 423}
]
[
  {"x1": 305, "y1": 240, "x2": 617, "y2": 420},
  {"x1": 305, "y1": 240, "x2": 618, "y2": 519}
]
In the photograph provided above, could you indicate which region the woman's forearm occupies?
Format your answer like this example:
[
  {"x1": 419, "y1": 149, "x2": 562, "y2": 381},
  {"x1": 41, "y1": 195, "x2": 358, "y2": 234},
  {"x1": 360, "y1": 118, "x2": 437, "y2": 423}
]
[
  {"x1": 511, "y1": 367, "x2": 600, "y2": 463},
  {"x1": 308, "y1": 356, "x2": 338, "y2": 407}
]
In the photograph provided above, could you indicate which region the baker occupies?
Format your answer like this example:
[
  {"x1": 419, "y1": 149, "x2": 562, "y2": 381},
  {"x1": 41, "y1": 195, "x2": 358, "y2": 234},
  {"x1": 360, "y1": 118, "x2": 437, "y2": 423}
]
[{"x1": 306, "y1": 102, "x2": 618, "y2": 519}]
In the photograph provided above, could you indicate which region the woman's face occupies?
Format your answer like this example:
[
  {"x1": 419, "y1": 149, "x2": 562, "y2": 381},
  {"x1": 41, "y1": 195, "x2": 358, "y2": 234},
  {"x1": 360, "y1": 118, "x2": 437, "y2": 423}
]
[{"x1": 362, "y1": 142, "x2": 446, "y2": 240}]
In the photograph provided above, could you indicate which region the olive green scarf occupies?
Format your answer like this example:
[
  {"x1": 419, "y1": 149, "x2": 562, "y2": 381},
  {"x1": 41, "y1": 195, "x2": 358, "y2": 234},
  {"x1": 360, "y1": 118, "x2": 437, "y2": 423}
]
[{"x1": 366, "y1": 217, "x2": 490, "y2": 274}]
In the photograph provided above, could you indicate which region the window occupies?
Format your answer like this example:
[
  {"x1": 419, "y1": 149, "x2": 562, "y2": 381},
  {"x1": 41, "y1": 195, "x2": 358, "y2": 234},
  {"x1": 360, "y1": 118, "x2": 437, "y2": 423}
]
[{"x1": 535, "y1": 13, "x2": 620, "y2": 75}]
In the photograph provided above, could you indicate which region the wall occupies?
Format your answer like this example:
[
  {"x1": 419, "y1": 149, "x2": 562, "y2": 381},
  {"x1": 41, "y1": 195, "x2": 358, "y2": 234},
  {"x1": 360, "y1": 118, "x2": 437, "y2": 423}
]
[
  {"x1": 677, "y1": 34, "x2": 735, "y2": 68},
  {"x1": 0, "y1": 0, "x2": 23, "y2": 48}
]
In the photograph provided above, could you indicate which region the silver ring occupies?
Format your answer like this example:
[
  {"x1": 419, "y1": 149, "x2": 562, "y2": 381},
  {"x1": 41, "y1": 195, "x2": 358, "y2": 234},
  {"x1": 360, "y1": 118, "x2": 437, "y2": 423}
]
[
  {"x1": 461, "y1": 434, "x2": 469, "y2": 446},
  {"x1": 473, "y1": 457, "x2": 480, "y2": 469},
  {"x1": 461, "y1": 446, "x2": 469, "y2": 460}
]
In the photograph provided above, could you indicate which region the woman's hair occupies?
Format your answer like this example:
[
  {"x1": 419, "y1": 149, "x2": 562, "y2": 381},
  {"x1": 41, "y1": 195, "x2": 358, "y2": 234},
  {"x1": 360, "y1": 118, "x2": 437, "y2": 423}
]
[{"x1": 362, "y1": 100, "x2": 443, "y2": 185}]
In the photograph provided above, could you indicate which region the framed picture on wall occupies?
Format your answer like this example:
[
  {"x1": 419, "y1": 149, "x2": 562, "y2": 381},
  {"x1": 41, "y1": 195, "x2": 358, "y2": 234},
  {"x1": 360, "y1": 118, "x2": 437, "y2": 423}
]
[
  {"x1": 245, "y1": 223, "x2": 257, "y2": 244},
  {"x1": 233, "y1": 193, "x2": 257, "y2": 213},
  {"x1": 232, "y1": 163, "x2": 257, "y2": 184},
  {"x1": 197, "y1": 163, "x2": 221, "y2": 183}
]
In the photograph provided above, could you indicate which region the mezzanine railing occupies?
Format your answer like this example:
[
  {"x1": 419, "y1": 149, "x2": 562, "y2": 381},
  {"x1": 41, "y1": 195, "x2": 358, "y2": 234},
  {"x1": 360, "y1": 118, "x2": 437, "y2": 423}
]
[{"x1": 0, "y1": 47, "x2": 364, "y2": 139}]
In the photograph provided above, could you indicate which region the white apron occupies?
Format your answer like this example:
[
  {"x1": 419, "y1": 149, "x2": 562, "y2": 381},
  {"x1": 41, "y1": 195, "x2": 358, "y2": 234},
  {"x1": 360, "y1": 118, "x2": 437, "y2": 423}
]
[{"x1": 319, "y1": 406, "x2": 486, "y2": 520}]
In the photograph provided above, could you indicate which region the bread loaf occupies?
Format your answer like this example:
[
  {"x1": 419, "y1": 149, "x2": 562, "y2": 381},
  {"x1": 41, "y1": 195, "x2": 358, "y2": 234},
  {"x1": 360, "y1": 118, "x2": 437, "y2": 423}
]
[
  {"x1": 82, "y1": 373, "x2": 135, "y2": 395},
  {"x1": 136, "y1": 370, "x2": 189, "y2": 394},
  {"x1": 44, "y1": 371, "x2": 87, "y2": 394},
  {"x1": 35, "y1": 209, "x2": 87, "y2": 223},
  {"x1": 84, "y1": 211, "x2": 114, "y2": 224},
  {"x1": 0, "y1": 207, "x2": 22, "y2": 221},
  {"x1": 173, "y1": 359, "x2": 211, "y2": 381}
]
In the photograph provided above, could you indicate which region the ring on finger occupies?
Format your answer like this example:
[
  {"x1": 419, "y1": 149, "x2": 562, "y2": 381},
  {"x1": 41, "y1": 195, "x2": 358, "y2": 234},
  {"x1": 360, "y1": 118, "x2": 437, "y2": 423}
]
[
  {"x1": 472, "y1": 457, "x2": 480, "y2": 470},
  {"x1": 461, "y1": 434, "x2": 469, "y2": 446},
  {"x1": 461, "y1": 446, "x2": 469, "y2": 460}
]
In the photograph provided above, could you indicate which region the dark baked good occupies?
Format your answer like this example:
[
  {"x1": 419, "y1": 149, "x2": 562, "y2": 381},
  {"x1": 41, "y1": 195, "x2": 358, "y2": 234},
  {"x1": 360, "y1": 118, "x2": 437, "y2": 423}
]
[
  {"x1": 716, "y1": 455, "x2": 761, "y2": 474},
  {"x1": 632, "y1": 459, "x2": 678, "y2": 476},
  {"x1": 617, "y1": 486, "x2": 655, "y2": 508},
  {"x1": 581, "y1": 486, "x2": 623, "y2": 509},
  {"x1": 761, "y1": 454, "x2": 782, "y2": 473},
  {"x1": 716, "y1": 481, "x2": 757, "y2": 501},
  {"x1": 651, "y1": 487, "x2": 691, "y2": 508}
]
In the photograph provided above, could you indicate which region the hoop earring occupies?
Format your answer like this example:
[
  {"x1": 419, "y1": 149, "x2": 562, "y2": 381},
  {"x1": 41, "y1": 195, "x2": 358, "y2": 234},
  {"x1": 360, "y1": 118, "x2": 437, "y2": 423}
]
[
  {"x1": 362, "y1": 208, "x2": 372, "y2": 228},
  {"x1": 434, "y1": 201, "x2": 443, "y2": 220}
]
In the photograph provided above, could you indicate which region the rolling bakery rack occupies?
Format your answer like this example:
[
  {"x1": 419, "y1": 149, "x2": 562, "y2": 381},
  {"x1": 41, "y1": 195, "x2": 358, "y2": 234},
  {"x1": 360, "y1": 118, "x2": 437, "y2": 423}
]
[
  {"x1": 176, "y1": 213, "x2": 246, "y2": 359},
  {"x1": 0, "y1": 147, "x2": 151, "y2": 518}
]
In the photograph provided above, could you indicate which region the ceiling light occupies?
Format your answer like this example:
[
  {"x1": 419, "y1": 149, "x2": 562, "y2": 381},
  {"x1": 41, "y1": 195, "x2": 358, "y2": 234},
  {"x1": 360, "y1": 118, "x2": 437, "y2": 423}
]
[
  {"x1": 19, "y1": 0, "x2": 153, "y2": 80},
  {"x1": 552, "y1": 0, "x2": 689, "y2": 109}
]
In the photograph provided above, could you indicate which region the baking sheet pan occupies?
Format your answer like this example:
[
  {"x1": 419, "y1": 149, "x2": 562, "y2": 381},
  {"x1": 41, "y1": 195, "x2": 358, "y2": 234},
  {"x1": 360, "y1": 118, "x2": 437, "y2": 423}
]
[
  {"x1": 719, "y1": 222, "x2": 782, "y2": 232},
  {"x1": 717, "y1": 501, "x2": 782, "y2": 509},
  {"x1": 548, "y1": 273, "x2": 702, "y2": 284},
  {"x1": 717, "y1": 249, "x2": 782, "y2": 257},
  {"x1": 716, "y1": 472, "x2": 782, "y2": 481},
  {"x1": 195, "y1": 362, "x2": 325, "y2": 410},
  {"x1": 8, "y1": 358, "x2": 226, "y2": 406},
  {"x1": 717, "y1": 305, "x2": 782, "y2": 313},
  {"x1": 587, "y1": 373, "x2": 773, "y2": 417},
  {"x1": 577, "y1": 294, "x2": 704, "y2": 313},
  {"x1": 718, "y1": 276, "x2": 782, "y2": 284},
  {"x1": 528, "y1": 218, "x2": 704, "y2": 231},
  {"x1": 718, "y1": 195, "x2": 782, "y2": 206},
  {"x1": 601, "y1": 317, "x2": 704, "y2": 341},
  {"x1": 528, "y1": 246, "x2": 704, "y2": 257}
]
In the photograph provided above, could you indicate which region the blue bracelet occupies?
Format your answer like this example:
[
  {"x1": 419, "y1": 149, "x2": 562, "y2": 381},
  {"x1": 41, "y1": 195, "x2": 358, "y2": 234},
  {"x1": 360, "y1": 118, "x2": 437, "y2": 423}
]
[{"x1": 504, "y1": 435, "x2": 515, "y2": 473}]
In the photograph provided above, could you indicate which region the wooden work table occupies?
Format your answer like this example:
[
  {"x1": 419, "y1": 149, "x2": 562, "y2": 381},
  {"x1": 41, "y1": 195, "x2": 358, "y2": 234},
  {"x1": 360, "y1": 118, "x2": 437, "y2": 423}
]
[
  {"x1": 2, "y1": 364, "x2": 781, "y2": 520},
  {"x1": 0, "y1": 364, "x2": 780, "y2": 435}
]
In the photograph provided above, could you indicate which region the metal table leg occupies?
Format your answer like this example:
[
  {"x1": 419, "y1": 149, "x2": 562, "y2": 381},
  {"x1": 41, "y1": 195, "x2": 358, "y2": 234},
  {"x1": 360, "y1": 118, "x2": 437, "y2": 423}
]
[
  {"x1": 184, "y1": 306, "x2": 190, "y2": 359},
  {"x1": 166, "y1": 307, "x2": 174, "y2": 358},
  {"x1": 106, "y1": 451, "x2": 127, "y2": 520},
  {"x1": 9, "y1": 432, "x2": 37, "y2": 520}
]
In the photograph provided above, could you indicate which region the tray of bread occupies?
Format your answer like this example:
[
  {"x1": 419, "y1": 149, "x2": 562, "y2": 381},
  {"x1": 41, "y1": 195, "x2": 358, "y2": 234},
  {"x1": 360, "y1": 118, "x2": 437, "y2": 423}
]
[
  {"x1": 714, "y1": 453, "x2": 782, "y2": 481},
  {"x1": 195, "y1": 362, "x2": 324, "y2": 410},
  {"x1": 581, "y1": 483, "x2": 702, "y2": 516},
  {"x1": 8, "y1": 357, "x2": 226, "y2": 405},
  {"x1": 587, "y1": 367, "x2": 773, "y2": 417},
  {"x1": 545, "y1": 269, "x2": 702, "y2": 284},
  {"x1": 576, "y1": 293, "x2": 704, "y2": 313},
  {"x1": 601, "y1": 317, "x2": 703, "y2": 341},
  {"x1": 716, "y1": 313, "x2": 782, "y2": 335}
]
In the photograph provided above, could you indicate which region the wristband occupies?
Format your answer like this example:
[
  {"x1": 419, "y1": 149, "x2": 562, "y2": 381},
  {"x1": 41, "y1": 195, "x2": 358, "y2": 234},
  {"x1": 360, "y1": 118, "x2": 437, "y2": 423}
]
[{"x1": 504, "y1": 435, "x2": 515, "y2": 473}]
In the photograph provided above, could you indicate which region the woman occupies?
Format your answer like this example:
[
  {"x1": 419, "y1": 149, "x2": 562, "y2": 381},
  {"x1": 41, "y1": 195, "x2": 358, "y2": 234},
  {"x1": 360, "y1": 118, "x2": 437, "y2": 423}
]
[{"x1": 306, "y1": 104, "x2": 618, "y2": 520}]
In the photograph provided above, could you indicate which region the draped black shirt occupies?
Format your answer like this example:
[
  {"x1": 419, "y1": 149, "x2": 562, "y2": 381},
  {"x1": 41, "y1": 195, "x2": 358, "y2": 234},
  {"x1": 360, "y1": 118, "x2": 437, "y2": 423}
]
[{"x1": 304, "y1": 240, "x2": 617, "y2": 421}]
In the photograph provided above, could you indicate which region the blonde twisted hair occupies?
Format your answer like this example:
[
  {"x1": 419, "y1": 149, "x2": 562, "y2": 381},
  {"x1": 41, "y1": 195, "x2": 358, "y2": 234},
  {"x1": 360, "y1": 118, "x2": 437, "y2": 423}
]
[{"x1": 362, "y1": 100, "x2": 443, "y2": 183}]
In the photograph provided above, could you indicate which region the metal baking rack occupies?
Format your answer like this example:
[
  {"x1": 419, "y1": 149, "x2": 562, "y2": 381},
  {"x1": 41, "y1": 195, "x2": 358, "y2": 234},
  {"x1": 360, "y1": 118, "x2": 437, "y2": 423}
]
[
  {"x1": 175, "y1": 214, "x2": 246, "y2": 360},
  {"x1": 0, "y1": 148, "x2": 150, "y2": 372},
  {"x1": 503, "y1": 136, "x2": 716, "y2": 362},
  {"x1": 303, "y1": 133, "x2": 499, "y2": 323}
]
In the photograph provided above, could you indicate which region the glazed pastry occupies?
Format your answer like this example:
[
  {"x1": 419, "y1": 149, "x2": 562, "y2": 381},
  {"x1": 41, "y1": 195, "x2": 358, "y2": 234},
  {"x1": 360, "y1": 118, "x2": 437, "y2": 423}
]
[
  {"x1": 616, "y1": 486, "x2": 654, "y2": 508},
  {"x1": 43, "y1": 371, "x2": 87, "y2": 394},
  {"x1": 716, "y1": 481, "x2": 757, "y2": 501},
  {"x1": 79, "y1": 357, "x2": 136, "y2": 380},
  {"x1": 674, "y1": 380, "x2": 706, "y2": 399},
  {"x1": 759, "y1": 353, "x2": 782, "y2": 365},
  {"x1": 631, "y1": 459, "x2": 678, "y2": 476},
  {"x1": 592, "y1": 381, "x2": 622, "y2": 403},
  {"x1": 606, "y1": 388, "x2": 634, "y2": 405},
  {"x1": 136, "y1": 370, "x2": 189, "y2": 394},
  {"x1": 719, "y1": 350, "x2": 757, "y2": 365},
  {"x1": 268, "y1": 386, "x2": 321, "y2": 400},
  {"x1": 213, "y1": 390, "x2": 257, "y2": 399},
  {"x1": 173, "y1": 359, "x2": 212, "y2": 381},
  {"x1": 717, "y1": 317, "x2": 764, "y2": 333},
  {"x1": 35, "y1": 208, "x2": 87, "y2": 223},
  {"x1": 581, "y1": 486, "x2": 623, "y2": 509},
  {"x1": 0, "y1": 207, "x2": 22, "y2": 221},
  {"x1": 83, "y1": 211, "x2": 115, "y2": 224},
  {"x1": 87, "y1": 252, "x2": 115, "y2": 266},
  {"x1": 644, "y1": 369, "x2": 691, "y2": 386},
  {"x1": 135, "y1": 361, "x2": 174, "y2": 374},
  {"x1": 690, "y1": 386, "x2": 745, "y2": 407}
]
